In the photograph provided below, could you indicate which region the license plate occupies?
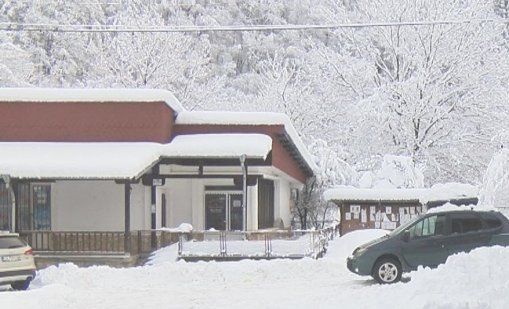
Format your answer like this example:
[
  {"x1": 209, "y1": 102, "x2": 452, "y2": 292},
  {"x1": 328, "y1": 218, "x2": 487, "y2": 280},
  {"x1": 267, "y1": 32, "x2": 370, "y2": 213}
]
[{"x1": 1, "y1": 255, "x2": 21, "y2": 262}]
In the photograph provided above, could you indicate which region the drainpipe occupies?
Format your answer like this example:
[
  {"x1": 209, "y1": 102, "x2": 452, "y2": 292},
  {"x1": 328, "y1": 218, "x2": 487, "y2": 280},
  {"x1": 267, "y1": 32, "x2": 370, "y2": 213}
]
[
  {"x1": 1, "y1": 175, "x2": 15, "y2": 233},
  {"x1": 240, "y1": 154, "x2": 247, "y2": 231},
  {"x1": 151, "y1": 166, "x2": 158, "y2": 248}
]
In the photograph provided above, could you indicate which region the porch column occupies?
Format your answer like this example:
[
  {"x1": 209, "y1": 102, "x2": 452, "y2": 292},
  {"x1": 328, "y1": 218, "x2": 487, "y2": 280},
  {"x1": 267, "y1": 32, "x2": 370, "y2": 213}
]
[
  {"x1": 240, "y1": 154, "x2": 248, "y2": 231},
  {"x1": 124, "y1": 182, "x2": 131, "y2": 254}
]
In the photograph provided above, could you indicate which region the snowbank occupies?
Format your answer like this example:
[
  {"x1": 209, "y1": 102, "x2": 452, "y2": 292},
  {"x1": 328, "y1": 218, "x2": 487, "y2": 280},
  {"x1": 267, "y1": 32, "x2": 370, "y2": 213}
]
[
  {"x1": 324, "y1": 229, "x2": 389, "y2": 262},
  {"x1": 145, "y1": 243, "x2": 180, "y2": 265},
  {"x1": 1, "y1": 231, "x2": 508, "y2": 309}
]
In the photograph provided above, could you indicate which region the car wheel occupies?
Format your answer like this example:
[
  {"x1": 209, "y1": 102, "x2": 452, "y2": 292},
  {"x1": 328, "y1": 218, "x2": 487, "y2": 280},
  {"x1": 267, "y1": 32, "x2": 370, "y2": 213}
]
[
  {"x1": 372, "y1": 257, "x2": 402, "y2": 284},
  {"x1": 11, "y1": 279, "x2": 31, "y2": 291}
]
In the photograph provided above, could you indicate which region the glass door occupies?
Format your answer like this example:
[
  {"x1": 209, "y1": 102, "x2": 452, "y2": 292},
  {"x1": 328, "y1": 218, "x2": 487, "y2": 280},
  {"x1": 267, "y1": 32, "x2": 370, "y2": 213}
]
[
  {"x1": 205, "y1": 192, "x2": 244, "y2": 231},
  {"x1": 205, "y1": 194, "x2": 227, "y2": 230}
]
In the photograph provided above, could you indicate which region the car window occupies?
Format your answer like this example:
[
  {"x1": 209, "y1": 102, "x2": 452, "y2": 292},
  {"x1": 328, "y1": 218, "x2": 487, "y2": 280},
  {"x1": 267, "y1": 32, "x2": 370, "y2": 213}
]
[
  {"x1": 482, "y1": 214, "x2": 502, "y2": 229},
  {"x1": 408, "y1": 215, "x2": 445, "y2": 239},
  {"x1": 0, "y1": 236, "x2": 26, "y2": 249},
  {"x1": 390, "y1": 215, "x2": 422, "y2": 236},
  {"x1": 450, "y1": 214, "x2": 483, "y2": 234}
]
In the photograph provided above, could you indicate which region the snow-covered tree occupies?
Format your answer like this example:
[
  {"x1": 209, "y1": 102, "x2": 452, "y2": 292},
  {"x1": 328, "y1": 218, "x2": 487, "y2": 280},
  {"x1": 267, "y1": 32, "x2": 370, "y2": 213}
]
[
  {"x1": 1, "y1": 1, "x2": 110, "y2": 86},
  {"x1": 358, "y1": 155, "x2": 424, "y2": 189},
  {"x1": 478, "y1": 149, "x2": 509, "y2": 216},
  {"x1": 319, "y1": 0, "x2": 509, "y2": 183},
  {"x1": 0, "y1": 35, "x2": 34, "y2": 86},
  {"x1": 293, "y1": 139, "x2": 355, "y2": 229}
]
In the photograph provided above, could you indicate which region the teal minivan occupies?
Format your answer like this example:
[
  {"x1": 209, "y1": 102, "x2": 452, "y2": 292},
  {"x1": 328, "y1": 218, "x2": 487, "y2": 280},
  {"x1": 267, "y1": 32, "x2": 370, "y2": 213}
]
[{"x1": 346, "y1": 210, "x2": 509, "y2": 284}]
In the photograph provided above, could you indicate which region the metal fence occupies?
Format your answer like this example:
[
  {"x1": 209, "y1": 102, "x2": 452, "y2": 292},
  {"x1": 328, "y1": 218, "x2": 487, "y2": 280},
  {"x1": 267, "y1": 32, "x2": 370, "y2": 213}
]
[{"x1": 178, "y1": 226, "x2": 338, "y2": 261}]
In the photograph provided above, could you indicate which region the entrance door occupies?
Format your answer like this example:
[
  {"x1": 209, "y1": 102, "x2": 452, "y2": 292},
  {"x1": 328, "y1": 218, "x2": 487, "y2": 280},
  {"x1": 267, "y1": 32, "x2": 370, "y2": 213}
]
[
  {"x1": 205, "y1": 194, "x2": 227, "y2": 230},
  {"x1": 205, "y1": 192, "x2": 243, "y2": 231}
]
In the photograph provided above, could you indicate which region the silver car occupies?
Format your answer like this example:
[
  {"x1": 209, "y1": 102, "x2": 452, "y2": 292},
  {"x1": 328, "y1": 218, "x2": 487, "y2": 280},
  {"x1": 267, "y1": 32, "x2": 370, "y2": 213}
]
[{"x1": 0, "y1": 232, "x2": 36, "y2": 290}]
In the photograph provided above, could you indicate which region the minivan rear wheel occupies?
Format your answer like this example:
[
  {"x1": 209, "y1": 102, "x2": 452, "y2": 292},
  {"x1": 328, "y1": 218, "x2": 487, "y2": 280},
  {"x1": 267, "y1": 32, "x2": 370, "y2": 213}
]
[
  {"x1": 372, "y1": 257, "x2": 402, "y2": 284},
  {"x1": 11, "y1": 279, "x2": 31, "y2": 291}
]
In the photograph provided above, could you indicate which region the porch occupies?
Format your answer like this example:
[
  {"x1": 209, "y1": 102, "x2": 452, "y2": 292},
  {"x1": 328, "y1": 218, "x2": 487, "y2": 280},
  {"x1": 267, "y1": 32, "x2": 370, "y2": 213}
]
[
  {"x1": 19, "y1": 230, "x2": 181, "y2": 267},
  {"x1": 19, "y1": 226, "x2": 337, "y2": 267}
]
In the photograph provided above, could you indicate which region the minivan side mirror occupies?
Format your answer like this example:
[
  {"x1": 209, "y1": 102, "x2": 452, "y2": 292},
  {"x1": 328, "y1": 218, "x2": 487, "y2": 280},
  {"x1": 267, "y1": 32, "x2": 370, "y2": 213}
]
[{"x1": 402, "y1": 230, "x2": 410, "y2": 242}]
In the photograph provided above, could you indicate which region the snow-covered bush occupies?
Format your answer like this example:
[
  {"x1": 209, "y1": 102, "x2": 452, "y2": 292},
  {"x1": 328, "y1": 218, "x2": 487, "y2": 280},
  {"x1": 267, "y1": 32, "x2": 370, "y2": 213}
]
[
  {"x1": 358, "y1": 155, "x2": 424, "y2": 189},
  {"x1": 478, "y1": 149, "x2": 509, "y2": 215}
]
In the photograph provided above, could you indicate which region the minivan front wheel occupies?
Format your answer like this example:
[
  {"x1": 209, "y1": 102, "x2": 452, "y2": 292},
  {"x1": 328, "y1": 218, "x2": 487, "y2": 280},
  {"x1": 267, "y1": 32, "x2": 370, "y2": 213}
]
[{"x1": 372, "y1": 258, "x2": 402, "y2": 284}]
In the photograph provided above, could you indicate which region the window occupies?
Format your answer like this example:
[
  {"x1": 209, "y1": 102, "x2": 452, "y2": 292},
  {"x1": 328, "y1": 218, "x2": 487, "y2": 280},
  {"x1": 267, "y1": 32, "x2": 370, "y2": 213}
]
[
  {"x1": 0, "y1": 183, "x2": 11, "y2": 231},
  {"x1": 408, "y1": 215, "x2": 445, "y2": 239},
  {"x1": 17, "y1": 183, "x2": 51, "y2": 231},
  {"x1": 450, "y1": 214, "x2": 483, "y2": 234},
  {"x1": 482, "y1": 215, "x2": 502, "y2": 229}
]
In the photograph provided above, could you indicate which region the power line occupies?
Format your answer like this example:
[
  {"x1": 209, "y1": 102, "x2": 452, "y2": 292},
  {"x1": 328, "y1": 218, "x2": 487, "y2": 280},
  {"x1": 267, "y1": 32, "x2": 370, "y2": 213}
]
[{"x1": 0, "y1": 18, "x2": 509, "y2": 33}]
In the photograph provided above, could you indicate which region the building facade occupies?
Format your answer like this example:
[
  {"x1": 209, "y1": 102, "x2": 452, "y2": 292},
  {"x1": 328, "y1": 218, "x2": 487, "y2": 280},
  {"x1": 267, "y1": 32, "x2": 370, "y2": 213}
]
[{"x1": 0, "y1": 88, "x2": 315, "y2": 239}]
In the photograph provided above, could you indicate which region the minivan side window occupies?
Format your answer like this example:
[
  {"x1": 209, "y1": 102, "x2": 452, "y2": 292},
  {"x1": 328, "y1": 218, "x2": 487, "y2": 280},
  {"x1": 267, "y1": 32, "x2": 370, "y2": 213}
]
[
  {"x1": 450, "y1": 214, "x2": 483, "y2": 234},
  {"x1": 483, "y1": 214, "x2": 502, "y2": 230},
  {"x1": 408, "y1": 215, "x2": 446, "y2": 239}
]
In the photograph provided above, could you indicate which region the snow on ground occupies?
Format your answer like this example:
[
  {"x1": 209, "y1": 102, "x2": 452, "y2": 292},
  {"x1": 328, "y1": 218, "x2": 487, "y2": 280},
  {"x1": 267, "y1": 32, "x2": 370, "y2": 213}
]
[{"x1": 1, "y1": 230, "x2": 508, "y2": 309}]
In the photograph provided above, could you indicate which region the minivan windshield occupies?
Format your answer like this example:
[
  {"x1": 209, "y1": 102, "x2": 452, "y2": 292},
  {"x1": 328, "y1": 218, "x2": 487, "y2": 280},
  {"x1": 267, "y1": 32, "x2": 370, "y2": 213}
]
[{"x1": 389, "y1": 214, "x2": 423, "y2": 236}]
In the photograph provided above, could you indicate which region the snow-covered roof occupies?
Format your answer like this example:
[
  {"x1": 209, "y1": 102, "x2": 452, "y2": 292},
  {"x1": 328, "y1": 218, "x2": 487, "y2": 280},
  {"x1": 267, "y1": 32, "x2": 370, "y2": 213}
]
[
  {"x1": 0, "y1": 88, "x2": 184, "y2": 112},
  {"x1": 0, "y1": 134, "x2": 272, "y2": 179},
  {"x1": 324, "y1": 183, "x2": 479, "y2": 204},
  {"x1": 176, "y1": 111, "x2": 317, "y2": 171},
  {"x1": 0, "y1": 142, "x2": 160, "y2": 179},
  {"x1": 163, "y1": 134, "x2": 272, "y2": 159}
]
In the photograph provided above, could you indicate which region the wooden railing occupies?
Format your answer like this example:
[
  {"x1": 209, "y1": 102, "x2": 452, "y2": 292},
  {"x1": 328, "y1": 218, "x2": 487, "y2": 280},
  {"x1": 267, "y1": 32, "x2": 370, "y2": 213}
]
[{"x1": 19, "y1": 230, "x2": 186, "y2": 255}]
